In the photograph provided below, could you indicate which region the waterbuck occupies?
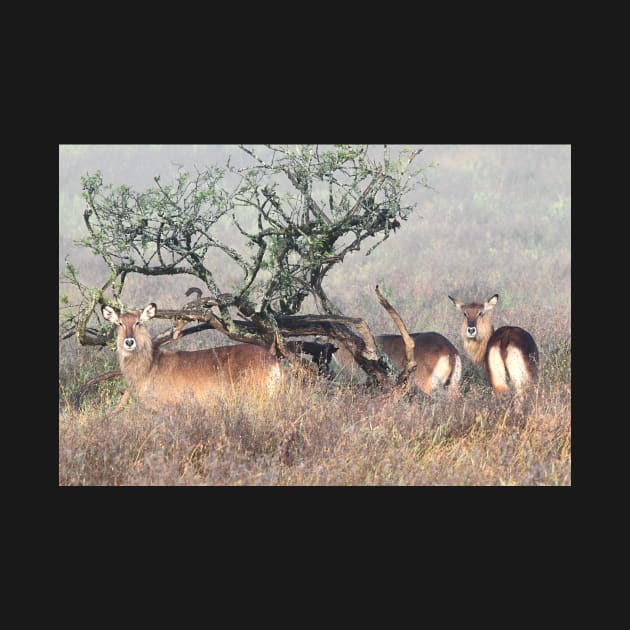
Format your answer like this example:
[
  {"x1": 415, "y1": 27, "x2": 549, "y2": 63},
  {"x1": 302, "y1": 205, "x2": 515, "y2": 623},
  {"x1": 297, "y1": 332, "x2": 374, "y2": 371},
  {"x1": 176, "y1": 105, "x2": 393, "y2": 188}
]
[
  {"x1": 375, "y1": 332, "x2": 461, "y2": 395},
  {"x1": 331, "y1": 333, "x2": 461, "y2": 395},
  {"x1": 448, "y1": 294, "x2": 539, "y2": 395},
  {"x1": 102, "y1": 303, "x2": 285, "y2": 409}
]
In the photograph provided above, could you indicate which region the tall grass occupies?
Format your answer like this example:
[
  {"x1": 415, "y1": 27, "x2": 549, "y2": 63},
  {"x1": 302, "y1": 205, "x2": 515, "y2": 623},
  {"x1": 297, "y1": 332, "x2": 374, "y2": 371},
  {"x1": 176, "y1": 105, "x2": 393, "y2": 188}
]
[{"x1": 59, "y1": 344, "x2": 570, "y2": 486}]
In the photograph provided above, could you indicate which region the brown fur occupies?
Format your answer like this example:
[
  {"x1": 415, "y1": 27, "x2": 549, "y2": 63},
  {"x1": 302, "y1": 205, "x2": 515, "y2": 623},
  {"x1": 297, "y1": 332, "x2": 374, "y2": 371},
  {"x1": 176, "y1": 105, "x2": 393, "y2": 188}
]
[
  {"x1": 332, "y1": 332, "x2": 461, "y2": 395},
  {"x1": 449, "y1": 294, "x2": 539, "y2": 395},
  {"x1": 377, "y1": 333, "x2": 461, "y2": 395},
  {"x1": 458, "y1": 301, "x2": 494, "y2": 366},
  {"x1": 489, "y1": 327, "x2": 539, "y2": 379},
  {"x1": 102, "y1": 304, "x2": 285, "y2": 409}
]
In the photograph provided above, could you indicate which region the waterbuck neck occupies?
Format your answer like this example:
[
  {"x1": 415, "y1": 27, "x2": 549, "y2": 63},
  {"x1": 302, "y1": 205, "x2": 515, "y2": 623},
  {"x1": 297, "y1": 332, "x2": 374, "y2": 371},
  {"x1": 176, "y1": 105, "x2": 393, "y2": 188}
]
[
  {"x1": 117, "y1": 335, "x2": 155, "y2": 390},
  {"x1": 461, "y1": 322, "x2": 494, "y2": 366}
]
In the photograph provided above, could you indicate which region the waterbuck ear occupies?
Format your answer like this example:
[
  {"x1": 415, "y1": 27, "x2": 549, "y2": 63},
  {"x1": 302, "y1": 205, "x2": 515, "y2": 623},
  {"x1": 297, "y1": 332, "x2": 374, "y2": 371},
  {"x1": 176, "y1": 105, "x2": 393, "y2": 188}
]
[
  {"x1": 140, "y1": 303, "x2": 157, "y2": 322},
  {"x1": 448, "y1": 295, "x2": 464, "y2": 310},
  {"x1": 484, "y1": 294, "x2": 499, "y2": 311},
  {"x1": 101, "y1": 304, "x2": 119, "y2": 324}
]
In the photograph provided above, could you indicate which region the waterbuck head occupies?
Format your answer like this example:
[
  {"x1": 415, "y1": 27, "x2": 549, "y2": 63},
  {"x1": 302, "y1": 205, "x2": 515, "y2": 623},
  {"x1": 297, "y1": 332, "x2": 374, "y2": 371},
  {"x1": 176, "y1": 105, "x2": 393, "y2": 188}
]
[
  {"x1": 101, "y1": 303, "x2": 156, "y2": 355},
  {"x1": 448, "y1": 294, "x2": 498, "y2": 341}
]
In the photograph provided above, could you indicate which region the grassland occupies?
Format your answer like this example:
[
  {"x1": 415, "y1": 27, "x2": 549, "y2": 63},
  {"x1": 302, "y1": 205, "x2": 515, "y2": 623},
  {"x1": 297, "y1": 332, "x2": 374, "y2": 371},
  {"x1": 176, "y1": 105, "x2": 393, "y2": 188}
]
[
  {"x1": 59, "y1": 144, "x2": 571, "y2": 486},
  {"x1": 59, "y1": 307, "x2": 570, "y2": 486}
]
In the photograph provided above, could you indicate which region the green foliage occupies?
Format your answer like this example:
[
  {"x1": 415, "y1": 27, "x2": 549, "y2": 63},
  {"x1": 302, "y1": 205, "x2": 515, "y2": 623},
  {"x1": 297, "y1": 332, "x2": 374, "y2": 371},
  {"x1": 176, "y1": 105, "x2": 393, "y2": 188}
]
[{"x1": 66, "y1": 145, "x2": 431, "y2": 351}]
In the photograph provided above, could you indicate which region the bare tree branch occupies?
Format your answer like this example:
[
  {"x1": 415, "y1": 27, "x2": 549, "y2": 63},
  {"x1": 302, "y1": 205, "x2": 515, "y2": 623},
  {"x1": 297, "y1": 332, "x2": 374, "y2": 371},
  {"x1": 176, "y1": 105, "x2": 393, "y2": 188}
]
[{"x1": 375, "y1": 285, "x2": 417, "y2": 386}]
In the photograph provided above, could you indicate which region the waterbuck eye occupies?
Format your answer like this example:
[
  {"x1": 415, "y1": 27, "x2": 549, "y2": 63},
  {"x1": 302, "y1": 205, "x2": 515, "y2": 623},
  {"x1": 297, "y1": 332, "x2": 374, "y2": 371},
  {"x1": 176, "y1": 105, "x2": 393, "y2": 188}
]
[{"x1": 135, "y1": 321, "x2": 142, "y2": 327}]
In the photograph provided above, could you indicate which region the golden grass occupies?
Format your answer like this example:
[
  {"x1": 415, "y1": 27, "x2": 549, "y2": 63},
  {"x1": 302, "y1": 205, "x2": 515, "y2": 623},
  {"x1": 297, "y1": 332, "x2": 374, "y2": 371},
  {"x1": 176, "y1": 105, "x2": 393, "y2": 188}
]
[{"x1": 59, "y1": 361, "x2": 570, "y2": 486}]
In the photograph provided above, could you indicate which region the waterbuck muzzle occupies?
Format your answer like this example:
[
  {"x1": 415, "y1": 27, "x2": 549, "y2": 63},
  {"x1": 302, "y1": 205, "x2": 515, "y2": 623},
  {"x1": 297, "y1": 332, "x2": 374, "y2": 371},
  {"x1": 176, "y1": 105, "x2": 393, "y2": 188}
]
[{"x1": 123, "y1": 337, "x2": 137, "y2": 350}]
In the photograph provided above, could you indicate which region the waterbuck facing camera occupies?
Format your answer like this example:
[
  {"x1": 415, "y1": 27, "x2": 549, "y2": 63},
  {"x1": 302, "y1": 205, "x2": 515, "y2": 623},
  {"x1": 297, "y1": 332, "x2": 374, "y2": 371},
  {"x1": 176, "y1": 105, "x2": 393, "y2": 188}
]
[
  {"x1": 448, "y1": 294, "x2": 539, "y2": 396},
  {"x1": 102, "y1": 303, "x2": 285, "y2": 409}
]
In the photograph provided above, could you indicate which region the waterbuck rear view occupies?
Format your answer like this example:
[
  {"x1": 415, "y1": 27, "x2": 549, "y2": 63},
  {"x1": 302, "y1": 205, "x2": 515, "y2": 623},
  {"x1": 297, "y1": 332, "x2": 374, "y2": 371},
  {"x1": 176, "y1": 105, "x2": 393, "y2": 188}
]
[
  {"x1": 331, "y1": 329, "x2": 461, "y2": 395},
  {"x1": 448, "y1": 294, "x2": 539, "y2": 396},
  {"x1": 372, "y1": 332, "x2": 461, "y2": 395},
  {"x1": 329, "y1": 286, "x2": 461, "y2": 395},
  {"x1": 331, "y1": 333, "x2": 461, "y2": 395},
  {"x1": 102, "y1": 303, "x2": 285, "y2": 409}
]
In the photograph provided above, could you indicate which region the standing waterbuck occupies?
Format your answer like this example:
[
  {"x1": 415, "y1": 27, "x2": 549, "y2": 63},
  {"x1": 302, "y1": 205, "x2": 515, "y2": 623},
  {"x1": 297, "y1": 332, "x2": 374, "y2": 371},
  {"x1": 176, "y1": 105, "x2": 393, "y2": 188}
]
[
  {"x1": 448, "y1": 294, "x2": 539, "y2": 395},
  {"x1": 102, "y1": 303, "x2": 286, "y2": 408}
]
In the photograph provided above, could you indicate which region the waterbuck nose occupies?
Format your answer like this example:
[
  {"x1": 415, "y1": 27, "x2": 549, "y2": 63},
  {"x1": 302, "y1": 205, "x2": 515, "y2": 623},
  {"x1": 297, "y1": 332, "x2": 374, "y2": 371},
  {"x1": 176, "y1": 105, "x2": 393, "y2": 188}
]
[
  {"x1": 466, "y1": 326, "x2": 477, "y2": 337},
  {"x1": 124, "y1": 338, "x2": 136, "y2": 350}
]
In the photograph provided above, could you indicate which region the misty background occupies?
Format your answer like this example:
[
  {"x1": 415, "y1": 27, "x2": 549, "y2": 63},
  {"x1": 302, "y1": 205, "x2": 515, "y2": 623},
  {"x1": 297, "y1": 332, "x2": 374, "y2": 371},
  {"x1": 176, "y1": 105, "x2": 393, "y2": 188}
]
[{"x1": 59, "y1": 145, "x2": 570, "y2": 349}]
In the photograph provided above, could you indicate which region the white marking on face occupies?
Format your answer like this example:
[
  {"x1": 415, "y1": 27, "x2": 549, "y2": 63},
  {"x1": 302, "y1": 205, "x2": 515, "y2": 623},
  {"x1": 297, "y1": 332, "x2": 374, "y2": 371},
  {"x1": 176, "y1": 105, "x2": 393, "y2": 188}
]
[{"x1": 123, "y1": 338, "x2": 137, "y2": 351}]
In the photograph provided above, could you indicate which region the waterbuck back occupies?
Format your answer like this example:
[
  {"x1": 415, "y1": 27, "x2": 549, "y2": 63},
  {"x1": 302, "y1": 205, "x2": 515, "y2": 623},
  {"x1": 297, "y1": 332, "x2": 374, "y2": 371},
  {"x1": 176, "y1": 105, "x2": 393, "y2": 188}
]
[{"x1": 485, "y1": 326, "x2": 539, "y2": 394}]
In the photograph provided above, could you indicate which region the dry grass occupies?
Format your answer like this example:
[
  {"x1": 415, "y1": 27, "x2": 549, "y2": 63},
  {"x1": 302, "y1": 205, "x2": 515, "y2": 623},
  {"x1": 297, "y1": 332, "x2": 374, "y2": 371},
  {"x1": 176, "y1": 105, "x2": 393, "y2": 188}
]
[{"x1": 59, "y1": 353, "x2": 570, "y2": 486}]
